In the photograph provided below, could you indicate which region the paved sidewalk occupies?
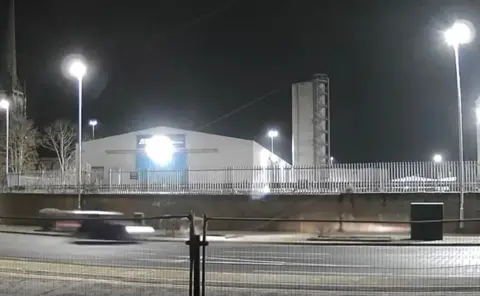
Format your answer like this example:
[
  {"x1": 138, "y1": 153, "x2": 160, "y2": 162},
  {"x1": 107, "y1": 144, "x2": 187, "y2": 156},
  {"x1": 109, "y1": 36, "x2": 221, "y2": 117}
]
[{"x1": 311, "y1": 231, "x2": 480, "y2": 245}]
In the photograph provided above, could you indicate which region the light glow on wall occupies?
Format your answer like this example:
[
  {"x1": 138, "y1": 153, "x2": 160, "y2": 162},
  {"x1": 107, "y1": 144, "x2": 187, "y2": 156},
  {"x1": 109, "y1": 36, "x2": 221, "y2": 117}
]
[{"x1": 144, "y1": 135, "x2": 175, "y2": 166}]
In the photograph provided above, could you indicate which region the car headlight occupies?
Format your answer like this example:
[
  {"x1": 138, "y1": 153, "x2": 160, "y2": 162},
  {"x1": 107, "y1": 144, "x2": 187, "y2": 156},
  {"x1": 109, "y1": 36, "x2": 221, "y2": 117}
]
[{"x1": 125, "y1": 226, "x2": 155, "y2": 234}]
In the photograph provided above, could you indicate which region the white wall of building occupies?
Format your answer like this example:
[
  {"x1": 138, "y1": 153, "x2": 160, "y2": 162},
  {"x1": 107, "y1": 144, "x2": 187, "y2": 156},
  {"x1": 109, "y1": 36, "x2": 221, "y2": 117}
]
[{"x1": 77, "y1": 126, "x2": 290, "y2": 186}]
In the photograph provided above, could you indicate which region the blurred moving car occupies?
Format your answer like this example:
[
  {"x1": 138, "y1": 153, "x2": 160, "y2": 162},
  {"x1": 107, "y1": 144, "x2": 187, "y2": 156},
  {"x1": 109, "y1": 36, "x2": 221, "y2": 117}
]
[{"x1": 38, "y1": 209, "x2": 155, "y2": 241}]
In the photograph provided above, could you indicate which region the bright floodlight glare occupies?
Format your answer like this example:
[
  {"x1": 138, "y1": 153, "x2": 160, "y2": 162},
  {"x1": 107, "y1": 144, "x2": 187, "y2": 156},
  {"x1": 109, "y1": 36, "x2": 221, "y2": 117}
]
[
  {"x1": 88, "y1": 119, "x2": 98, "y2": 127},
  {"x1": 267, "y1": 130, "x2": 279, "y2": 138},
  {"x1": 445, "y1": 21, "x2": 473, "y2": 46},
  {"x1": 0, "y1": 99, "x2": 9, "y2": 110},
  {"x1": 68, "y1": 60, "x2": 87, "y2": 80},
  {"x1": 145, "y1": 135, "x2": 175, "y2": 166},
  {"x1": 433, "y1": 154, "x2": 443, "y2": 163},
  {"x1": 262, "y1": 185, "x2": 271, "y2": 194}
]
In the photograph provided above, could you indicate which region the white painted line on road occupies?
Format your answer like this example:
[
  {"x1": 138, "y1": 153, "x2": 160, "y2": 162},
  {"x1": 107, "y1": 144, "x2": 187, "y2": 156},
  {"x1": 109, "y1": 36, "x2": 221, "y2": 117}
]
[
  {"x1": 209, "y1": 256, "x2": 370, "y2": 268},
  {"x1": 136, "y1": 259, "x2": 187, "y2": 263},
  {"x1": 205, "y1": 260, "x2": 285, "y2": 266},
  {"x1": 224, "y1": 255, "x2": 326, "y2": 260},
  {"x1": 180, "y1": 255, "x2": 266, "y2": 261},
  {"x1": 210, "y1": 256, "x2": 284, "y2": 264},
  {"x1": 178, "y1": 255, "x2": 287, "y2": 265},
  {"x1": 281, "y1": 262, "x2": 371, "y2": 268},
  {"x1": 253, "y1": 269, "x2": 480, "y2": 278},
  {"x1": 177, "y1": 255, "x2": 369, "y2": 268},
  {"x1": 253, "y1": 269, "x2": 393, "y2": 276},
  {"x1": 127, "y1": 251, "x2": 160, "y2": 256},
  {"x1": 178, "y1": 255, "x2": 307, "y2": 265},
  {"x1": 138, "y1": 248, "x2": 173, "y2": 252},
  {"x1": 206, "y1": 261, "x2": 370, "y2": 267},
  {"x1": 222, "y1": 251, "x2": 331, "y2": 256}
]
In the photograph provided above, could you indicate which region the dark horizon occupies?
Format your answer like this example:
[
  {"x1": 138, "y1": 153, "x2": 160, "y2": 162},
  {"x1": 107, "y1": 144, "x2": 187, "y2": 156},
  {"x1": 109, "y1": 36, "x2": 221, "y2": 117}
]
[{"x1": 1, "y1": 0, "x2": 480, "y2": 163}]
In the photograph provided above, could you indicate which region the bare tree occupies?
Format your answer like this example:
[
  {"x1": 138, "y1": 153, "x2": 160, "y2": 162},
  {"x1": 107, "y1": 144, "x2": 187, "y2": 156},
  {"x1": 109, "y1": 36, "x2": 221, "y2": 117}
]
[
  {"x1": 0, "y1": 115, "x2": 39, "y2": 173},
  {"x1": 41, "y1": 120, "x2": 77, "y2": 173}
]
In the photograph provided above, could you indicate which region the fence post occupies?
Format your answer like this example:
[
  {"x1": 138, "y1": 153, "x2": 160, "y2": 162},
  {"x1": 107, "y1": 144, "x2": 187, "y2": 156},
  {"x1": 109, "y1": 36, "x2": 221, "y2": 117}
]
[
  {"x1": 108, "y1": 169, "x2": 112, "y2": 191},
  {"x1": 201, "y1": 213, "x2": 209, "y2": 296},
  {"x1": 338, "y1": 195, "x2": 344, "y2": 232},
  {"x1": 186, "y1": 211, "x2": 201, "y2": 296}
]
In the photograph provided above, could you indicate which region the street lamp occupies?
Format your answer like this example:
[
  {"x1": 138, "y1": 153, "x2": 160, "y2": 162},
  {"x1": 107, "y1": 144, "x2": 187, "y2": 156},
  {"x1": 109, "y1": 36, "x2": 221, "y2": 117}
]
[
  {"x1": 267, "y1": 129, "x2": 279, "y2": 155},
  {"x1": 0, "y1": 99, "x2": 9, "y2": 182},
  {"x1": 433, "y1": 154, "x2": 443, "y2": 163},
  {"x1": 68, "y1": 58, "x2": 87, "y2": 210},
  {"x1": 444, "y1": 20, "x2": 474, "y2": 229},
  {"x1": 88, "y1": 119, "x2": 97, "y2": 139}
]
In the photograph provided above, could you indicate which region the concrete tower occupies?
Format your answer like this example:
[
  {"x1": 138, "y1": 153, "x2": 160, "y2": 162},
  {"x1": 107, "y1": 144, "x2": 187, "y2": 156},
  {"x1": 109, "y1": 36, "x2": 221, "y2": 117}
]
[
  {"x1": 292, "y1": 74, "x2": 330, "y2": 166},
  {"x1": 0, "y1": 0, "x2": 27, "y2": 117}
]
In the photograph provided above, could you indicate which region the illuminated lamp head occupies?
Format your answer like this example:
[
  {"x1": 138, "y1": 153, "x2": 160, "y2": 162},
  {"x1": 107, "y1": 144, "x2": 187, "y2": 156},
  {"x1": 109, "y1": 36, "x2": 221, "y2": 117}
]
[{"x1": 145, "y1": 135, "x2": 175, "y2": 166}]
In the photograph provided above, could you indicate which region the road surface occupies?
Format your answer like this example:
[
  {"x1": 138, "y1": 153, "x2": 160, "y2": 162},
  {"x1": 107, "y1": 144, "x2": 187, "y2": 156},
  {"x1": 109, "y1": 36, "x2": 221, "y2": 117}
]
[
  {"x1": 0, "y1": 233, "x2": 478, "y2": 293},
  {"x1": 1, "y1": 272, "x2": 477, "y2": 296}
]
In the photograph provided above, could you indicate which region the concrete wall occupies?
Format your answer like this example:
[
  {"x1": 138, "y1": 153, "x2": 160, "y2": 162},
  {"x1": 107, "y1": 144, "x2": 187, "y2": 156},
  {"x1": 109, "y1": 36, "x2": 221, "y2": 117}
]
[{"x1": 0, "y1": 193, "x2": 478, "y2": 233}]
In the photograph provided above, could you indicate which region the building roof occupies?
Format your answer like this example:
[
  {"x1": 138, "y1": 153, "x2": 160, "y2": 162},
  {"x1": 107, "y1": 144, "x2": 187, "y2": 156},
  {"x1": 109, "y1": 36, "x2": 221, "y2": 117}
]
[{"x1": 85, "y1": 125, "x2": 254, "y2": 145}]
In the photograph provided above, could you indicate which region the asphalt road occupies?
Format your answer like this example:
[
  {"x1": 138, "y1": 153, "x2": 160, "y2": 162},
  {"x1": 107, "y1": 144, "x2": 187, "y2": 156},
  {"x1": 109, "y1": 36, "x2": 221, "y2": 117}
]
[{"x1": 0, "y1": 233, "x2": 479, "y2": 293}]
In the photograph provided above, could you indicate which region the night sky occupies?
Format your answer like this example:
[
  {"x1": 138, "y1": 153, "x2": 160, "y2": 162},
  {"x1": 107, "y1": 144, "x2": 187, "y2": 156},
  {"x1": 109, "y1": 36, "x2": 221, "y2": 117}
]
[{"x1": 2, "y1": 0, "x2": 480, "y2": 163}]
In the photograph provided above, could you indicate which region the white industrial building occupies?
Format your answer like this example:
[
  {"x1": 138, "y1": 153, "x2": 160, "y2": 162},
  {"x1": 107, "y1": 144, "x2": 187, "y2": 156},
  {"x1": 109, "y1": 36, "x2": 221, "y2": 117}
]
[{"x1": 79, "y1": 126, "x2": 290, "y2": 187}]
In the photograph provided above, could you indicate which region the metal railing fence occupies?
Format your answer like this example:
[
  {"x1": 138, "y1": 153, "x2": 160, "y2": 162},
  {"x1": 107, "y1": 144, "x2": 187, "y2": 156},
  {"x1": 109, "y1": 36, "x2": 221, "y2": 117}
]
[
  {"x1": 0, "y1": 214, "x2": 195, "y2": 294},
  {"x1": 0, "y1": 213, "x2": 480, "y2": 294},
  {"x1": 4, "y1": 160, "x2": 480, "y2": 194},
  {"x1": 200, "y1": 216, "x2": 480, "y2": 294}
]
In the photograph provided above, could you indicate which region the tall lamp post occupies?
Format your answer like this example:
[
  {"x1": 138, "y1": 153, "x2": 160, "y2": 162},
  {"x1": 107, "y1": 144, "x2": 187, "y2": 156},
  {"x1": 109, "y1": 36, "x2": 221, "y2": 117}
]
[
  {"x1": 476, "y1": 103, "x2": 480, "y2": 196},
  {"x1": 88, "y1": 119, "x2": 97, "y2": 140},
  {"x1": 68, "y1": 59, "x2": 87, "y2": 210},
  {"x1": 0, "y1": 99, "x2": 9, "y2": 184},
  {"x1": 476, "y1": 102, "x2": 480, "y2": 163},
  {"x1": 267, "y1": 129, "x2": 279, "y2": 156},
  {"x1": 444, "y1": 20, "x2": 474, "y2": 229},
  {"x1": 267, "y1": 129, "x2": 279, "y2": 184}
]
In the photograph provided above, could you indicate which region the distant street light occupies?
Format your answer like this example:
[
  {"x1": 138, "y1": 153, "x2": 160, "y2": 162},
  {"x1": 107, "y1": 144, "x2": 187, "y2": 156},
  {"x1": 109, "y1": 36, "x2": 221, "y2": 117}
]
[
  {"x1": 67, "y1": 58, "x2": 87, "y2": 210},
  {"x1": 267, "y1": 129, "x2": 279, "y2": 156},
  {"x1": 433, "y1": 154, "x2": 443, "y2": 163},
  {"x1": 88, "y1": 119, "x2": 97, "y2": 139},
  {"x1": 444, "y1": 20, "x2": 474, "y2": 229},
  {"x1": 0, "y1": 99, "x2": 9, "y2": 182}
]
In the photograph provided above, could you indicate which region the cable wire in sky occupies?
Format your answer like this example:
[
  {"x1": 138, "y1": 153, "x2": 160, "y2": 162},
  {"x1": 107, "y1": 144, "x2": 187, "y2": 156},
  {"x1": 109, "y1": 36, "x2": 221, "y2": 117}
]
[
  {"x1": 148, "y1": 0, "x2": 238, "y2": 49},
  {"x1": 197, "y1": 87, "x2": 283, "y2": 131}
]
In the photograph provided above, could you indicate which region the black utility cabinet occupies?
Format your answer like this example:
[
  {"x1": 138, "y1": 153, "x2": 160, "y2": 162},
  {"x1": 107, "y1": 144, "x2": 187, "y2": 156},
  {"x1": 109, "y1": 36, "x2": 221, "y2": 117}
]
[{"x1": 410, "y1": 202, "x2": 444, "y2": 241}]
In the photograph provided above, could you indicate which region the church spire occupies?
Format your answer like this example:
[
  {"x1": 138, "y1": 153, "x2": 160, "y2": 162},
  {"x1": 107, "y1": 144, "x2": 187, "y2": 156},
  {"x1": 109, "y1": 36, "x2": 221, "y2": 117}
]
[
  {"x1": 7, "y1": 0, "x2": 17, "y2": 87},
  {"x1": 3, "y1": 0, "x2": 27, "y2": 117}
]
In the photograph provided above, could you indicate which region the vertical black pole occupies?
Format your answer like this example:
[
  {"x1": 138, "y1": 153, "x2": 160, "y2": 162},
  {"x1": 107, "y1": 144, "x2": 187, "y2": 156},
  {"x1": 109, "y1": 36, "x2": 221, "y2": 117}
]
[
  {"x1": 201, "y1": 214, "x2": 208, "y2": 296},
  {"x1": 192, "y1": 234, "x2": 201, "y2": 296},
  {"x1": 186, "y1": 213, "x2": 208, "y2": 296},
  {"x1": 186, "y1": 213, "x2": 195, "y2": 296}
]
